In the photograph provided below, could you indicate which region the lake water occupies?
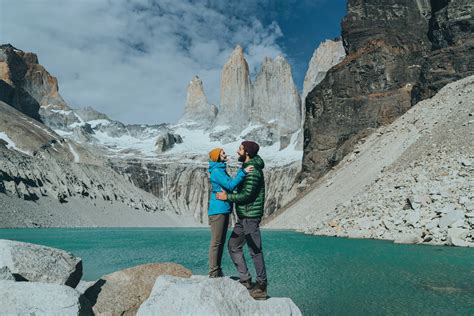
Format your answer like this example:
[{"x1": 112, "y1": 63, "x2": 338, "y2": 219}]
[{"x1": 1, "y1": 228, "x2": 473, "y2": 315}]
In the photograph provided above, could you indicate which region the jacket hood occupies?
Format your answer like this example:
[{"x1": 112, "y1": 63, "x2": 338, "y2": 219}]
[
  {"x1": 243, "y1": 155, "x2": 265, "y2": 170},
  {"x1": 208, "y1": 161, "x2": 227, "y2": 172}
]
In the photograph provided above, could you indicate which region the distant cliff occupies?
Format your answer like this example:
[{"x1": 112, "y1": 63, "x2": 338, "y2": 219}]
[
  {"x1": 301, "y1": 0, "x2": 474, "y2": 182},
  {"x1": 0, "y1": 44, "x2": 68, "y2": 121}
]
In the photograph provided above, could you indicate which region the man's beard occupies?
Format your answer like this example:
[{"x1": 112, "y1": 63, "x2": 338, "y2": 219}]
[{"x1": 238, "y1": 153, "x2": 246, "y2": 162}]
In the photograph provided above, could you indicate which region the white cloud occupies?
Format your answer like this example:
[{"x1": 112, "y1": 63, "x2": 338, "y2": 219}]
[{"x1": 0, "y1": 0, "x2": 284, "y2": 124}]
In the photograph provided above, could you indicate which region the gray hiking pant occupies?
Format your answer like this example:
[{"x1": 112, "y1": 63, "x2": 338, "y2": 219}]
[
  {"x1": 228, "y1": 217, "x2": 267, "y2": 285},
  {"x1": 208, "y1": 213, "x2": 230, "y2": 276}
]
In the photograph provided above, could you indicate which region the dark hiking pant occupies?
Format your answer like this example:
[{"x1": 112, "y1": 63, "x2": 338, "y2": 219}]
[
  {"x1": 228, "y1": 217, "x2": 267, "y2": 285},
  {"x1": 208, "y1": 213, "x2": 230, "y2": 276}
]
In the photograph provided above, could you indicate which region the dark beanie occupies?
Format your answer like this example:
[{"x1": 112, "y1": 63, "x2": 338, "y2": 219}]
[{"x1": 241, "y1": 141, "x2": 260, "y2": 158}]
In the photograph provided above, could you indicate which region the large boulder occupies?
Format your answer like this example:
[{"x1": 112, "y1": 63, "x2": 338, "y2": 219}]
[
  {"x1": 0, "y1": 280, "x2": 92, "y2": 315},
  {"x1": 155, "y1": 132, "x2": 183, "y2": 153},
  {"x1": 85, "y1": 263, "x2": 192, "y2": 316},
  {"x1": 0, "y1": 239, "x2": 82, "y2": 287},
  {"x1": 137, "y1": 275, "x2": 302, "y2": 316}
]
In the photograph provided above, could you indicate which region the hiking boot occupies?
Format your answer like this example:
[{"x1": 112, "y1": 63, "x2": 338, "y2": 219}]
[
  {"x1": 239, "y1": 278, "x2": 253, "y2": 289},
  {"x1": 250, "y1": 282, "x2": 267, "y2": 300}
]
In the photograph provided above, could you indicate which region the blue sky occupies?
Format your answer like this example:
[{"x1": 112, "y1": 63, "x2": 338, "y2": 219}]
[{"x1": 0, "y1": 0, "x2": 346, "y2": 124}]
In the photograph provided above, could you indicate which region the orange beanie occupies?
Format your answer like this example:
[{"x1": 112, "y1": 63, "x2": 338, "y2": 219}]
[{"x1": 209, "y1": 148, "x2": 223, "y2": 162}]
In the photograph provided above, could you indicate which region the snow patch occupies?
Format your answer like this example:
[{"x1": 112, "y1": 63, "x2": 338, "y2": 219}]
[
  {"x1": 50, "y1": 109, "x2": 72, "y2": 115},
  {"x1": 92, "y1": 130, "x2": 158, "y2": 157},
  {"x1": 87, "y1": 119, "x2": 111, "y2": 128},
  {"x1": 67, "y1": 143, "x2": 80, "y2": 163},
  {"x1": 0, "y1": 132, "x2": 30, "y2": 155},
  {"x1": 239, "y1": 124, "x2": 261, "y2": 137},
  {"x1": 211, "y1": 125, "x2": 230, "y2": 133}
]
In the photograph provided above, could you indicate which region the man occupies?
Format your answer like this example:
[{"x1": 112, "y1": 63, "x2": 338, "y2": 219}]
[{"x1": 216, "y1": 140, "x2": 267, "y2": 300}]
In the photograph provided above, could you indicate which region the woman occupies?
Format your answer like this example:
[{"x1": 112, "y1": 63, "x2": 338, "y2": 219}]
[{"x1": 207, "y1": 147, "x2": 253, "y2": 278}]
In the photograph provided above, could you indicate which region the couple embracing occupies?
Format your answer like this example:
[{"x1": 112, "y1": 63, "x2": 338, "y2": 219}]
[{"x1": 207, "y1": 140, "x2": 268, "y2": 300}]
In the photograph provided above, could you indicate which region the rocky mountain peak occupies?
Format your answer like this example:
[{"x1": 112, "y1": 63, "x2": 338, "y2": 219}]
[
  {"x1": 253, "y1": 55, "x2": 301, "y2": 133},
  {"x1": 214, "y1": 45, "x2": 252, "y2": 129},
  {"x1": 0, "y1": 44, "x2": 68, "y2": 122},
  {"x1": 180, "y1": 75, "x2": 217, "y2": 128},
  {"x1": 303, "y1": 39, "x2": 345, "y2": 101},
  {"x1": 186, "y1": 76, "x2": 207, "y2": 106}
]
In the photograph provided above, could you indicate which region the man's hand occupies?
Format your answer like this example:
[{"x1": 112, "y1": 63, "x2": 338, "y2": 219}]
[
  {"x1": 216, "y1": 191, "x2": 228, "y2": 201},
  {"x1": 244, "y1": 166, "x2": 254, "y2": 173}
]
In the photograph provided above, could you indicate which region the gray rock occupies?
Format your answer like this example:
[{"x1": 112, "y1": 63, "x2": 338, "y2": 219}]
[
  {"x1": 394, "y1": 233, "x2": 421, "y2": 244},
  {"x1": 460, "y1": 159, "x2": 472, "y2": 166},
  {"x1": 155, "y1": 133, "x2": 183, "y2": 153},
  {"x1": 137, "y1": 275, "x2": 302, "y2": 316},
  {"x1": 0, "y1": 280, "x2": 91, "y2": 315},
  {"x1": 466, "y1": 202, "x2": 474, "y2": 212},
  {"x1": 446, "y1": 228, "x2": 470, "y2": 247},
  {"x1": 75, "y1": 280, "x2": 96, "y2": 295},
  {"x1": 439, "y1": 210, "x2": 465, "y2": 230},
  {"x1": 425, "y1": 220, "x2": 438, "y2": 231},
  {"x1": 0, "y1": 239, "x2": 82, "y2": 287},
  {"x1": 404, "y1": 210, "x2": 421, "y2": 227},
  {"x1": 303, "y1": 39, "x2": 346, "y2": 101},
  {"x1": 0, "y1": 266, "x2": 14, "y2": 281},
  {"x1": 459, "y1": 196, "x2": 469, "y2": 205}
]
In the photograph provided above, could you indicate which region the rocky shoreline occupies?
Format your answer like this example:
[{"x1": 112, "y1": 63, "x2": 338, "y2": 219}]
[
  {"x1": 0, "y1": 239, "x2": 301, "y2": 315},
  {"x1": 269, "y1": 76, "x2": 474, "y2": 248}
]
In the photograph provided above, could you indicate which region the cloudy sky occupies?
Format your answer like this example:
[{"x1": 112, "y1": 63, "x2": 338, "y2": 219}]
[{"x1": 0, "y1": 0, "x2": 346, "y2": 124}]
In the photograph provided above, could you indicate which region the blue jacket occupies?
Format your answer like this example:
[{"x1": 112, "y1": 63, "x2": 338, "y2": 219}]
[{"x1": 208, "y1": 161, "x2": 246, "y2": 216}]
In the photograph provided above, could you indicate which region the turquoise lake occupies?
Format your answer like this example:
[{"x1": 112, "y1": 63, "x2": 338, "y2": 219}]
[{"x1": 0, "y1": 228, "x2": 473, "y2": 315}]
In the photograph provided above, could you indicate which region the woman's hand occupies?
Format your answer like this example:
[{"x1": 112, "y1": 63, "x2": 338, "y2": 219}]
[{"x1": 244, "y1": 166, "x2": 254, "y2": 173}]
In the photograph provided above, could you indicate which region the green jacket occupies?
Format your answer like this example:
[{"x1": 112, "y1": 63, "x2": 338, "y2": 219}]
[{"x1": 227, "y1": 155, "x2": 265, "y2": 218}]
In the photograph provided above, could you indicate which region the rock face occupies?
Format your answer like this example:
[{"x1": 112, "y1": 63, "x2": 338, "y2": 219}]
[
  {"x1": 253, "y1": 56, "x2": 301, "y2": 133},
  {"x1": 180, "y1": 76, "x2": 218, "y2": 128},
  {"x1": 180, "y1": 45, "x2": 303, "y2": 150},
  {"x1": 0, "y1": 100, "x2": 97, "y2": 163},
  {"x1": 0, "y1": 101, "x2": 187, "y2": 225},
  {"x1": 215, "y1": 45, "x2": 253, "y2": 130},
  {"x1": 85, "y1": 263, "x2": 192, "y2": 316},
  {"x1": 0, "y1": 44, "x2": 68, "y2": 121},
  {"x1": 269, "y1": 76, "x2": 474, "y2": 247},
  {"x1": 111, "y1": 160, "x2": 300, "y2": 224},
  {"x1": 203, "y1": 46, "x2": 303, "y2": 147},
  {"x1": 0, "y1": 239, "x2": 82, "y2": 287},
  {"x1": 155, "y1": 133, "x2": 183, "y2": 153},
  {"x1": 0, "y1": 280, "x2": 92, "y2": 315},
  {"x1": 302, "y1": 39, "x2": 346, "y2": 101},
  {"x1": 137, "y1": 275, "x2": 302, "y2": 316},
  {"x1": 415, "y1": 0, "x2": 474, "y2": 102},
  {"x1": 301, "y1": 0, "x2": 474, "y2": 183}
]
